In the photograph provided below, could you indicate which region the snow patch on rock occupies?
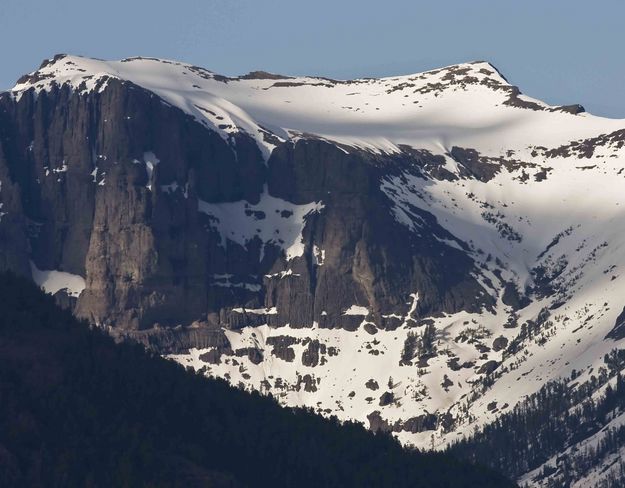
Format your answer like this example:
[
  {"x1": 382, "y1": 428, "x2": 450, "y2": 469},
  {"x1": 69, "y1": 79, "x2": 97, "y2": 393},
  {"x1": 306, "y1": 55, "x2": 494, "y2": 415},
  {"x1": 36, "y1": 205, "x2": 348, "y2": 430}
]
[
  {"x1": 198, "y1": 190, "x2": 323, "y2": 261},
  {"x1": 30, "y1": 260, "x2": 85, "y2": 297}
]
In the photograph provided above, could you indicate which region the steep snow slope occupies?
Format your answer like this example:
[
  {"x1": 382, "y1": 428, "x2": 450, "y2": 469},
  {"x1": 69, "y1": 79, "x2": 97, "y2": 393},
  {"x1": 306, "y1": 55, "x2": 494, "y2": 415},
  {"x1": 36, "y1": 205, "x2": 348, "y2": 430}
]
[{"x1": 10, "y1": 55, "x2": 625, "y2": 486}]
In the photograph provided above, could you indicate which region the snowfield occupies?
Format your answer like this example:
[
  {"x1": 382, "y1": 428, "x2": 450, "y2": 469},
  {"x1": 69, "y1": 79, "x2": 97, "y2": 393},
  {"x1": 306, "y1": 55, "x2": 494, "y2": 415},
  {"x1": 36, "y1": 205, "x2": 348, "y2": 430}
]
[{"x1": 11, "y1": 55, "x2": 624, "y2": 160}]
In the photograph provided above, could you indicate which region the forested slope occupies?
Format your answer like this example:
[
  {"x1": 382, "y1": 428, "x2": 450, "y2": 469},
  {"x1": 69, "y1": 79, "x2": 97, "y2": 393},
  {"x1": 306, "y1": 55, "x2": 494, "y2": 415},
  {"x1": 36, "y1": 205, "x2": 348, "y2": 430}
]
[{"x1": 0, "y1": 272, "x2": 514, "y2": 487}]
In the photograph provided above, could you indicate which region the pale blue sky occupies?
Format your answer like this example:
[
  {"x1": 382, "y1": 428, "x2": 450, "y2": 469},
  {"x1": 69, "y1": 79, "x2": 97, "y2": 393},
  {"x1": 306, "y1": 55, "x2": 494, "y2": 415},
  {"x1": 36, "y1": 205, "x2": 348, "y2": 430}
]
[{"x1": 2, "y1": 0, "x2": 624, "y2": 117}]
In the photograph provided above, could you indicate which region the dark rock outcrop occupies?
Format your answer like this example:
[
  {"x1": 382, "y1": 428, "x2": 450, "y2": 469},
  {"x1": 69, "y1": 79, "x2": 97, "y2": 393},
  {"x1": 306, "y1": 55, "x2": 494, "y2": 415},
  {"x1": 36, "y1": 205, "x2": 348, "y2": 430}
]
[
  {"x1": 477, "y1": 360, "x2": 500, "y2": 375},
  {"x1": 606, "y1": 306, "x2": 625, "y2": 341},
  {"x1": 379, "y1": 391, "x2": 395, "y2": 406}
]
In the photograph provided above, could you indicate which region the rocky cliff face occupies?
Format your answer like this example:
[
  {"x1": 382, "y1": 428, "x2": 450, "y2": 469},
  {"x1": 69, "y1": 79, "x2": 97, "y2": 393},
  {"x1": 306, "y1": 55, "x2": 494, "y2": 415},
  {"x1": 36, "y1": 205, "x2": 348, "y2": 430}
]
[
  {"x1": 0, "y1": 57, "x2": 490, "y2": 336},
  {"x1": 3, "y1": 54, "x2": 625, "y2": 487},
  {"x1": 0, "y1": 73, "x2": 266, "y2": 330}
]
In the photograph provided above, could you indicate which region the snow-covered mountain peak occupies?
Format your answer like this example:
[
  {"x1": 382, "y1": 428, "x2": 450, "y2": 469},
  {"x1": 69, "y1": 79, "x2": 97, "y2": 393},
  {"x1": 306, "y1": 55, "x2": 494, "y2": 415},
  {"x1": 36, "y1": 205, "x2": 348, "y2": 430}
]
[
  {"x1": 16, "y1": 54, "x2": 506, "y2": 88},
  {"x1": 5, "y1": 53, "x2": 625, "y2": 487},
  {"x1": 10, "y1": 54, "x2": 621, "y2": 161}
]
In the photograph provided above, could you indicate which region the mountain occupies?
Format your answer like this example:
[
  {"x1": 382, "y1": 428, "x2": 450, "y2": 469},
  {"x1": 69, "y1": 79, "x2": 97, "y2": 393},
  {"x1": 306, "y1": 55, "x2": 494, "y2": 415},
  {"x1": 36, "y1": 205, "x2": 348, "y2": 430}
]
[
  {"x1": 1, "y1": 54, "x2": 625, "y2": 486},
  {"x1": 0, "y1": 271, "x2": 515, "y2": 487}
]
